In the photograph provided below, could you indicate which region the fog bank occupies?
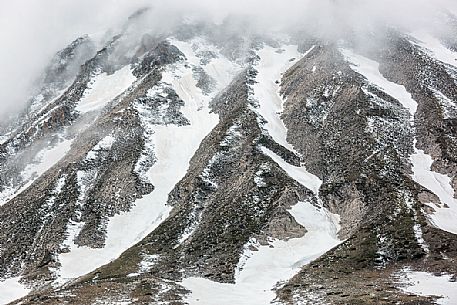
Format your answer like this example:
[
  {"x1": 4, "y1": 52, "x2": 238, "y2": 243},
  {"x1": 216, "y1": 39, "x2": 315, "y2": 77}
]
[{"x1": 1, "y1": 0, "x2": 456, "y2": 119}]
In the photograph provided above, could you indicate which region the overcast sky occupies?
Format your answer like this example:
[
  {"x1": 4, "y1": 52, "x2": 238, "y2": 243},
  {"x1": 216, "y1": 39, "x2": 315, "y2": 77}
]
[{"x1": 1, "y1": 0, "x2": 456, "y2": 119}]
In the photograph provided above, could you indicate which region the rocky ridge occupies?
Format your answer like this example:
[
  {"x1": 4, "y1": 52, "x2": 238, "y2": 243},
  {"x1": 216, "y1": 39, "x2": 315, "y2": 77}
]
[{"x1": 0, "y1": 12, "x2": 457, "y2": 305}]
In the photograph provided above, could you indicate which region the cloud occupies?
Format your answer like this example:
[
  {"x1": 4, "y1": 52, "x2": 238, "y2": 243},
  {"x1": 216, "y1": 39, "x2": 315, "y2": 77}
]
[
  {"x1": 0, "y1": 0, "x2": 146, "y2": 117},
  {"x1": 0, "y1": 0, "x2": 456, "y2": 120}
]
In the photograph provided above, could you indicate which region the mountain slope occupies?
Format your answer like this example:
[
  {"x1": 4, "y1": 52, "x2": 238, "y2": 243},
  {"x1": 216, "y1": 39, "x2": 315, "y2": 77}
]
[{"x1": 1, "y1": 10, "x2": 457, "y2": 305}]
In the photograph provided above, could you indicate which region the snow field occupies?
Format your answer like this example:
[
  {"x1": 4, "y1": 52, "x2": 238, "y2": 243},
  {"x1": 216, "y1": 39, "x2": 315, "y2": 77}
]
[
  {"x1": 55, "y1": 39, "x2": 239, "y2": 284},
  {"x1": 398, "y1": 268, "x2": 457, "y2": 305},
  {"x1": 0, "y1": 136, "x2": 73, "y2": 206},
  {"x1": 76, "y1": 66, "x2": 136, "y2": 114},
  {"x1": 183, "y1": 44, "x2": 341, "y2": 305},
  {"x1": 0, "y1": 277, "x2": 30, "y2": 305}
]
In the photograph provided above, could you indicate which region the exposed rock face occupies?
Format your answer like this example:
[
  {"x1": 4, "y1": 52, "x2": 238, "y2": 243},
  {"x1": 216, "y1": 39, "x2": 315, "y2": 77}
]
[
  {"x1": 1, "y1": 12, "x2": 457, "y2": 305},
  {"x1": 0, "y1": 40, "x2": 185, "y2": 288}
]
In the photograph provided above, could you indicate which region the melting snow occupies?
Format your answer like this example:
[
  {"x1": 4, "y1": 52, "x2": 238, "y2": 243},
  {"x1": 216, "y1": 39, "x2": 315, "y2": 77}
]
[
  {"x1": 0, "y1": 137, "x2": 73, "y2": 206},
  {"x1": 55, "y1": 40, "x2": 239, "y2": 285},
  {"x1": 261, "y1": 147, "x2": 322, "y2": 196},
  {"x1": 183, "y1": 148, "x2": 339, "y2": 305},
  {"x1": 251, "y1": 45, "x2": 304, "y2": 153},
  {"x1": 0, "y1": 277, "x2": 30, "y2": 305},
  {"x1": 76, "y1": 66, "x2": 136, "y2": 114},
  {"x1": 411, "y1": 32, "x2": 457, "y2": 69},
  {"x1": 411, "y1": 148, "x2": 457, "y2": 235},
  {"x1": 182, "y1": 45, "x2": 339, "y2": 303},
  {"x1": 398, "y1": 268, "x2": 457, "y2": 304},
  {"x1": 85, "y1": 135, "x2": 115, "y2": 160},
  {"x1": 341, "y1": 49, "x2": 417, "y2": 117},
  {"x1": 343, "y1": 50, "x2": 457, "y2": 235}
]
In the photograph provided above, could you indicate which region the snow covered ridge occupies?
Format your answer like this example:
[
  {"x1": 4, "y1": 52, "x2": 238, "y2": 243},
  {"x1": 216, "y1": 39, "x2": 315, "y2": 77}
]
[
  {"x1": 343, "y1": 47, "x2": 454, "y2": 228},
  {"x1": 182, "y1": 43, "x2": 342, "y2": 305},
  {"x1": 53, "y1": 38, "x2": 240, "y2": 286},
  {"x1": 4, "y1": 15, "x2": 457, "y2": 303}
]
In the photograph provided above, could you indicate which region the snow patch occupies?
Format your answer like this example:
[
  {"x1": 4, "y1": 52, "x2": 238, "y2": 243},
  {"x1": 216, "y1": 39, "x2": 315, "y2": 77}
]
[
  {"x1": 76, "y1": 66, "x2": 136, "y2": 114},
  {"x1": 199, "y1": 155, "x2": 219, "y2": 190},
  {"x1": 411, "y1": 32, "x2": 457, "y2": 69},
  {"x1": 94, "y1": 299, "x2": 132, "y2": 305},
  {"x1": 341, "y1": 49, "x2": 417, "y2": 117},
  {"x1": 127, "y1": 254, "x2": 159, "y2": 278},
  {"x1": 261, "y1": 147, "x2": 322, "y2": 196},
  {"x1": 403, "y1": 193, "x2": 430, "y2": 253},
  {"x1": 0, "y1": 277, "x2": 30, "y2": 305},
  {"x1": 0, "y1": 136, "x2": 73, "y2": 206},
  {"x1": 398, "y1": 268, "x2": 457, "y2": 304},
  {"x1": 183, "y1": 198, "x2": 340, "y2": 305},
  {"x1": 41, "y1": 175, "x2": 67, "y2": 221},
  {"x1": 85, "y1": 135, "x2": 115, "y2": 160},
  {"x1": 251, "y1": 45, "x2": 304, "y2": 153},
  {"x1": 413, "y1": 222, "x2": 429, "y2": 253},
  {"x1": 171, "y1": 38, "x2": 239, "y2": 93},
  {"x1": 411, "y1": 148, "x2": 457, "y2": 235},
  {"x1": 183, "y1": 143, "x2": 339, "y2": 305},
  {"x1": 55, "y1": 40, "x2": 239, "y2": 285},
  {"x1": 253, "y1": 164, "x2": 270, "y2": 188},
  {"x1": 0, "y1": 135, "x2": 8, "y2": 145},
  {"x1": 22, "y1": 138, "x2": 73, "y2": 182}
]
